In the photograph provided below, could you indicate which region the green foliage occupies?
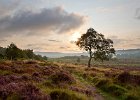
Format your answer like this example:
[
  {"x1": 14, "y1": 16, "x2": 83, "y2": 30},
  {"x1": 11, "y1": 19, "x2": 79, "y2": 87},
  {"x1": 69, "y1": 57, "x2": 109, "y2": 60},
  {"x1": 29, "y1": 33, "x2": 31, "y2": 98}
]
[
  {"x1": 76, "y1": 28, "x2": 115, "y2": 67},
  {"x1": 7, "y1": 93, "x2": 22, "y2": 100},
  {"x1": 23, "y1": 49, "x2": 34, "y2": 59},
  {"x1": 5, "y1": 43, "x2": 22, "y2": 60},
  {"x1": 95, "y1": 78, "x2": 110, "y2": 88},
  {"x1": 0, "y1": 43, "x2": 47, "y2": 60},
  {"x1": 49, "y1": 71, "x2": 75, "y2": 84},
  {"x1": 94, "y1": 78, "x2": 129, "y2": 98},
  {"x1": 0, "y1": 47, "x2": 6, "y2": 59},
  {"x1": 50, "y1": 89, "x2": 87, "y2": 100},
  {"x1": 125, "y1": 94, "x2": 139, "y2": 100},
  {"x1": 0, "y1": 70, "x2": 13, "y2": 75}
]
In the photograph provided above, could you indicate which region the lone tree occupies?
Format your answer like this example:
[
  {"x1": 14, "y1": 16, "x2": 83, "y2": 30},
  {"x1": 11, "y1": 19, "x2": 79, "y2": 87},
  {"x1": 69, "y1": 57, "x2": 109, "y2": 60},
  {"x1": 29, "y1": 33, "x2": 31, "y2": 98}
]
[{"x1": 76, "y1": 28, "x2": 115, "y2": 67}]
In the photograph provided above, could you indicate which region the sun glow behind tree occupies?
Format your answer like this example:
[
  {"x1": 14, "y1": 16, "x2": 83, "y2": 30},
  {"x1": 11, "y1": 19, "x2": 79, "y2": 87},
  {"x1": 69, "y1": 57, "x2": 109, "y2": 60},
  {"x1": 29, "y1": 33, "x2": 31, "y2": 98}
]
[{"x1": 70, "y1": 32, "x2": 81, "y2": 42}]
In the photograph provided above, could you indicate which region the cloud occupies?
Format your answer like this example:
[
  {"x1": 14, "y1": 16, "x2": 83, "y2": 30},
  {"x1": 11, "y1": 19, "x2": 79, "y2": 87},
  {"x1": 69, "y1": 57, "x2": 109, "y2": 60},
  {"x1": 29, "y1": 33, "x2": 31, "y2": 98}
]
[
  {"x1": 108, "y1": 35, "x2": 140, "y2": 49},
  {"x1": 59, "y1": 46, "x2": 70, "y2": 49},
  {"x1": 25, "y1": 43, "x2": 49, "y2": 51},
  {"x1": 0, "y1": 39, "x2": 7, "y2": 42},
  {"x1": 0, "y1": 7, "x2": 86, "y2": 38},
  {"x1": 95, "y1": 6, "x2": 123, "y2": 13},
  {"x1": 48, "y1": 39, "x2": 61, "y2": 42},
  {"x1": 26, "y1": 43, "x2": 49, "y2": 47},
  {"x1": 135, "y1": 8, "x2": 140, "y2": 19},
  {"x1": 0, "y1": 0, "x2": 20, "y2": 17},
  {"x1": 131, "y1": 44, "x2": 140, "y2": 47},
  {"x1": 108, "y1": 35, "x2": 132, "y2": 45}
]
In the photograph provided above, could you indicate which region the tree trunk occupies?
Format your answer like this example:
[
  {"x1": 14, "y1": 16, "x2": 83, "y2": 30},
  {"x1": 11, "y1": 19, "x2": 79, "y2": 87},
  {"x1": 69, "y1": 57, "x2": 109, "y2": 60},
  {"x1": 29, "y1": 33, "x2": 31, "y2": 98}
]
[
  {"x1": 88, "y1": 57, "x2": 92, "y2": 68},
  {"x1": 88, "y1": 49, "x2": 92, "y2": 68}
]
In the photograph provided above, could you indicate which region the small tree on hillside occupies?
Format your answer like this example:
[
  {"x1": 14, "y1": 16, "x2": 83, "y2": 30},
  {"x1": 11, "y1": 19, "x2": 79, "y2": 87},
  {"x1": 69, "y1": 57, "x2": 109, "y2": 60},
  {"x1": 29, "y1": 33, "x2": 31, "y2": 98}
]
[
  {"x1": 23, "y1": 49, "x2": 34, "y2": 59},
  {"x1": 76, "y1": 28, "x2": 115, "y2": 67},
  {"x1": 5, "y1": 43, "x2": 22, "y2": 60}
]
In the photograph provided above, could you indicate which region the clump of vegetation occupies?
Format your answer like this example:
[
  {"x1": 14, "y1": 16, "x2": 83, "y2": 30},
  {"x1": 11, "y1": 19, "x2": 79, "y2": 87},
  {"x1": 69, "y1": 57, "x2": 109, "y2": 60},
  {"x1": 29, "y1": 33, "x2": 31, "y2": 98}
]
[
  {"x1": 117, "y1": 71, "x2": 140, "y2": 85},
  {"x1": 49, "y1": 71, "x2": 76, "y2": 84},
  {"x1": 117, "y1": 71, "x2": 131, "y2": 83},
  {"x1": 95, "y1": 78, "x2": 110, "y2": 88},
  {"x1": 0, "y1": 82, "x2": 50, "y2": 100},
  {"x1": 69, "y1": 86, "x2": 92, "y2": 96},
  {"x1": 50, "y1": 89, "x2": 87, "y2": 100},
  {"x1": 25, "y1": 60, "x2": 38, "y2": 64},
  {"x1": 20, "y1": 83, "x2": 50, "y2": 100},
  {"x1": 0, "y1": 43, "x2": 48, "y2": 61},
  {"x1": 125, "y1": 94, "x2": 139, "y2": 100},
  {"x1": 94, "y1": 78, "x2": 127, "y2": 98}
]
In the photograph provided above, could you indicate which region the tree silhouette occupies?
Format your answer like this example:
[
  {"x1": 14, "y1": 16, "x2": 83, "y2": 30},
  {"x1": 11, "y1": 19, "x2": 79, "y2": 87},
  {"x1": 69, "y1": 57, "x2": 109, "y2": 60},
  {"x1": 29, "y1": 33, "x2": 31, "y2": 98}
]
[{"x1": 76, "y1": 28, "x2": 115, "y2": 67}]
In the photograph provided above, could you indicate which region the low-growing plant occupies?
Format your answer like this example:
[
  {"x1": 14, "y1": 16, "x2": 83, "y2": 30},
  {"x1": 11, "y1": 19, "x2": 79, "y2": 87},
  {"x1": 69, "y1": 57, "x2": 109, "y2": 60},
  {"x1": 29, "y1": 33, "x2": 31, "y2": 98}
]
[
  {"x1": 7, "y1": 93, "x2": 22, "y2": 100},
  {"x1": 49, "y1": 71, "x2": 76, "y2": 84},
  {"x1": 95, "y1": 78, "x2": 110, "y2": 88},
  {"x1": 125, "y1": 94, "x2": 139, "y2": 100},
  {"x1": 50, "y1": 89, "x2": 87, "y2": 100}
]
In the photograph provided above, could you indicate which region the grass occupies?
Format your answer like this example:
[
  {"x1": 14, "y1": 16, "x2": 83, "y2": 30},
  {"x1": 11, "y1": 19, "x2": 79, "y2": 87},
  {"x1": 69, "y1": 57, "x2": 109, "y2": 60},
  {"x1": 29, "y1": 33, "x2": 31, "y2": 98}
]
[
  {"x1": 0, "y1": 69, "x2": 13, "y2": 75},
  {"x1": 69, "y1": 64, "x2": 140, "y2": 100},
  {"x1": 7, "y1": 93, "x2": 22, "y2": 100},
  {"x1": 0, "y1": 60, "x2": 140, "y2": 100},
  {"x1": 50, "y1": 89, "x2": 88, "y2": 100},
  {"x1": 38, "y1": 83, "x2": 91, "y2": 100}
]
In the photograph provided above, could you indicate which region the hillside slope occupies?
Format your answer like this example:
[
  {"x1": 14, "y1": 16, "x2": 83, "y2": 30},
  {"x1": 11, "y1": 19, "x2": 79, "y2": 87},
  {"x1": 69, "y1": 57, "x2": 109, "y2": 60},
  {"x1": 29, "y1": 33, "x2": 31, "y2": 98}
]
[{"x1": 0, "y1": 60, "x2": 140, "y2": 100}]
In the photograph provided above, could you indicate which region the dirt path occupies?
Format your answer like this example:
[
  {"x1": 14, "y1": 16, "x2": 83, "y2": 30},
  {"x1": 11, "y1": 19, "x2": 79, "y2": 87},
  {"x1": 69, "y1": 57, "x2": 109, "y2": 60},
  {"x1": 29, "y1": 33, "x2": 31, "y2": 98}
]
[
  {"x1": 71, "y1": 71, "x2": 104, "y2": 100},
  {"x1": 74, "y1": 75, "x2": 104, "y2": 100}
]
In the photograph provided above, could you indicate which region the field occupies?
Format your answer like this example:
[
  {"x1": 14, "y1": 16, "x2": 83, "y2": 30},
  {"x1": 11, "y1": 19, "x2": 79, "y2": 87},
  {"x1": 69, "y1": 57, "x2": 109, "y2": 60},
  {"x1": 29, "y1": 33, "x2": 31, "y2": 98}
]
[
  {"x1": 49, "y1": 56, "x2": 140, "y2": 67},
  {"x1": 0, "y1": 59, "x2": 140, "y2": 100}
]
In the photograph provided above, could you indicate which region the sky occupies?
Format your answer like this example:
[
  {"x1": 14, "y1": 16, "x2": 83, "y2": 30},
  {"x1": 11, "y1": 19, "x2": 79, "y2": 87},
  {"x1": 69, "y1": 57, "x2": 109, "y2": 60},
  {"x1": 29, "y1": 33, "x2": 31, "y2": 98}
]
[{"x1": 0, "y1": 0, "x2": 140, "y2": 53}]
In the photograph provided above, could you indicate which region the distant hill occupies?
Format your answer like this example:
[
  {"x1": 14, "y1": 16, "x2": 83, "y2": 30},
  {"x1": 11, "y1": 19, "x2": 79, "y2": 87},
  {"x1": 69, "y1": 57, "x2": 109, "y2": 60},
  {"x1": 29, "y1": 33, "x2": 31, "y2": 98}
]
[
  {"x1": 116, "y1": 49, "x2": 140, "y2": 59},
  {"x1": 35, "y1": 52, "x2": 88, "y2": 58},
  {"x1": 35, "y1": 49, "x2": 140, "y2": 59}
]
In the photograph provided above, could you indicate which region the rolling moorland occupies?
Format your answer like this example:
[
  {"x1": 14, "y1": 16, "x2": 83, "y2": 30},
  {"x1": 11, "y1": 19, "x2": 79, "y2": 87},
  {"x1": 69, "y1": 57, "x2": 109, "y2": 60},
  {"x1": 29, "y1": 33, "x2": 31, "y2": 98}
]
[
  {"x1": 35, "y1": 49, "x2": 140, "y2": 59},
  {"x1": 0, "y1": 44, "x2": 140, "y2": 100},
  {"x1": 0, "y1": 0, "x2": 140, "y2": 100}
]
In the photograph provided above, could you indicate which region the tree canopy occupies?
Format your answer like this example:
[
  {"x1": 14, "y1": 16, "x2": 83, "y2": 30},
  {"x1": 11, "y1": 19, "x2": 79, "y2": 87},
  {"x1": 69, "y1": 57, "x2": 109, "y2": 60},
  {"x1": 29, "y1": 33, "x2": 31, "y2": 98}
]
[
  {"x1": 76, "y1": 28, "x2": 115, "y2": 67},
  {"x1": 0, "y1": 43, "x2": 47, "y2": 61}
]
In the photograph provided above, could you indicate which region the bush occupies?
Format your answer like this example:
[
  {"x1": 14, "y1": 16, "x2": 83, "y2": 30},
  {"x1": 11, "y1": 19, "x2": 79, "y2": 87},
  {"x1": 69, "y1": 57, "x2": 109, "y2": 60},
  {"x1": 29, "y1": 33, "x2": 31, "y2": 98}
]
[
  {"x1": 95, "y1": 79, "x2": 109, "y2": 88},
  {"x1": 69, "y1": 86, "x2": 92, "y2": 96},
  {"x1": 117, "y1": 71, "x2": 131, "y2": 83},
  {"x1": 125, "y1": 94, "x2": 139, "y2": 100},
  {"x1": 107, "y1": 84, "x2": 126, "y2": 96},
  {"x1": 118, "y1": 72, "x2": 140, "y2": 85},
  {"x1": 49, "y1": 71, "x2": 75, "y2": 84},
  {"x1": 95, "y1": 78, "x2": 127, "y2": 97},
  {"x1": 25, "y1": 60, "x2": 37, "y2": 64},
  {"x1": 42, "y1": 66, "x2": 58, "y2": 76},
  {"x1": 0, "y1": 82, "x2": 50, "y2": 100},
  {"x1": 43, "y1": 80, "x2": 55, "y2": 88},
  {"x1": 7, "y1": 93, "x2": 22, "y2": 100},
  {"x1": 50, "y1": 90, "x2": 86, "y2": 100}
]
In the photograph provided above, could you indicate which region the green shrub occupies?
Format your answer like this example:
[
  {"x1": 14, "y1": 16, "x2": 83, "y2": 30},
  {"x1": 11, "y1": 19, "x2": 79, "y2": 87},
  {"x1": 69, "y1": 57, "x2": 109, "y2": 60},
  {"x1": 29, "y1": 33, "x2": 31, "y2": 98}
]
[
  {"x1": 50, "y1": 90, "x2": 86, "y2": 100},
  {"x1": 49, "y1": 71, "x2": 75, "y2": 84},
  {"x1": 107, "y1": 84, "x2": 126, "y2": 96},
  {"x1": 125, "y1": 94, "x2": 139, "y2": 100},
  {"x1": 92, "y1": 77, "x2": 99, "y2": 84},
  {"x1": 7, "y1": 93, "x2": 22, "y2": 100},
  {"x1": 43, "y1": 80, "x2": 55, "y2": 88},
  {"x1": 95, "y1": 78, "x2": 109, "y2": 88},
  {"x1": 0, "y1": 70, "x2": 12, "y2": 75},
  {"x1": 95, "y1": 78, "x2": 127, "y2": 98}
]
